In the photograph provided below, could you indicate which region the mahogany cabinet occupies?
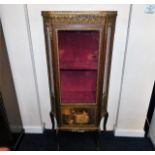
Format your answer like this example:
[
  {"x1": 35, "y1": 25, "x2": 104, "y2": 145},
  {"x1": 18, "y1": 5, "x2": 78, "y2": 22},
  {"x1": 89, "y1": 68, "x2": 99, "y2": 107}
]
[{"x1": 42, "y1": 11, "x2": 117, "y2": 133}]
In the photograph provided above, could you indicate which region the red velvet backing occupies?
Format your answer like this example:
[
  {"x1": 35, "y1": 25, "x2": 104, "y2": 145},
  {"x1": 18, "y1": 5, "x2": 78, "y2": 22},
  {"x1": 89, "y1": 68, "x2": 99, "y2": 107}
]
[{"x1": 58, "y1": 31, "x2": 99, "y2": 104}]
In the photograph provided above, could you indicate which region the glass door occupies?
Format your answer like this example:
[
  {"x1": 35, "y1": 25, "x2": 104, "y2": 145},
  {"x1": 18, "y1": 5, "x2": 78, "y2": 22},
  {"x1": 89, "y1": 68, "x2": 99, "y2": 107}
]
[{"x1": 58, "y1": 30, "x2": 100, "y2": 105}]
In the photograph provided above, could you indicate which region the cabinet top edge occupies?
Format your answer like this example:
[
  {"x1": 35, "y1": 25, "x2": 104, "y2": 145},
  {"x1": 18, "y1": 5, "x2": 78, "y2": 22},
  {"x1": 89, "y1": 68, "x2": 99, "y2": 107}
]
[{"x1": 42, "y1": 11, "x2": 117, "y2": 18}]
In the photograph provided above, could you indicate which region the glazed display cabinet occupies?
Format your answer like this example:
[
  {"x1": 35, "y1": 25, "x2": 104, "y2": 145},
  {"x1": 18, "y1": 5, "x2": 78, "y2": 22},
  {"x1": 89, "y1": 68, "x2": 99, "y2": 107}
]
[{"x1": 42, "y1": 11, "x2": 117, "y2": 140}]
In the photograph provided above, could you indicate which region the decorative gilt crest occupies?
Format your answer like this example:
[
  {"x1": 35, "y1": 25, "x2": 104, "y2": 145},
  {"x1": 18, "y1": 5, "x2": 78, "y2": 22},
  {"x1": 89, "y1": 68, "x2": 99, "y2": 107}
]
[{"x1": 42, "y1": 11, "x2": 117, "y2": 24}]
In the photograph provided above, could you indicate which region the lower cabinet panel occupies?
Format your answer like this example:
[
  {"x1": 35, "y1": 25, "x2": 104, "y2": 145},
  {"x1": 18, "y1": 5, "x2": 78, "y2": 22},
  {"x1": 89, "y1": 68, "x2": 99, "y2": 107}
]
[{"x1": 61, "y1": 106, "x2": 96, "y2": 126}]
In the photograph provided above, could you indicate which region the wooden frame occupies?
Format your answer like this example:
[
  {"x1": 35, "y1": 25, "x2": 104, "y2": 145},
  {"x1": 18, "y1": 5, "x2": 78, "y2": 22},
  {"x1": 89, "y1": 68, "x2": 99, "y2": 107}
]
[{"x1": 42, "y1": 11, "x2": 117, "y2": 133}]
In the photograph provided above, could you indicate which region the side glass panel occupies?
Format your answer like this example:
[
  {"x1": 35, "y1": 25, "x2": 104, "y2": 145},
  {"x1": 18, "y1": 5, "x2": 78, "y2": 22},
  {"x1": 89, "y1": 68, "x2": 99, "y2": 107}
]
[
  {"x1": 103, "y1": 26, "x2": 112, "y2": 94},
  {"x1": 58, "y1": 30, "x2": 100, "y2": 104}
]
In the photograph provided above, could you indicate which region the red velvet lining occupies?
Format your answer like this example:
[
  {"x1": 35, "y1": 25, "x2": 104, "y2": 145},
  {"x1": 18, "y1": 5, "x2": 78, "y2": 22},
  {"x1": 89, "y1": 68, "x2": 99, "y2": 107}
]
[
  {"x1": 60, "y1": 70, "x2": 97, "y2": 103},
  {"x1": 58, "y1": 31, "x2": 99, "y2": 104}
]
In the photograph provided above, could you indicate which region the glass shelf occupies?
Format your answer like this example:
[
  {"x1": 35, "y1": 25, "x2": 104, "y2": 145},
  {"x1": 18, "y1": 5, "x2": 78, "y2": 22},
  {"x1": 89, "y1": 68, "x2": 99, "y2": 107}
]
[
  {"x1": 60, "y1": 61, "x2": 98, "y2": 70},
  {"x1": 60, "y1": 68, "x2": 97, "y2": 71}
]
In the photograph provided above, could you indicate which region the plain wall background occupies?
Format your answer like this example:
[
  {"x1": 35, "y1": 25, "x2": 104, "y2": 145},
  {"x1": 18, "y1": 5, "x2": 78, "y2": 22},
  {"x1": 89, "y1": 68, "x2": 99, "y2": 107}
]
[
  {"x1": 0, "y1": 5, "x2": 43, "y2": 133},
  {"x1": 115, "y1": 5, "x2": 155, "y2": 136},
  {"x1": 0, "y1": 4, "x2": 155, "y2": 136}
]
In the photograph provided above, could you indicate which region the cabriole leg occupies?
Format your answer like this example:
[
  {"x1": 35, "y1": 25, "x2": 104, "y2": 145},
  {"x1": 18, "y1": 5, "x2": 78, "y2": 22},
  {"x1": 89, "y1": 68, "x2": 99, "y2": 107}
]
[
  {"x1": 96, "y1": 129, "x2": 101, "y2": 150},
  {"x1": 50, "y1": 112, "x2": 55, "y2": 131},
  {"x1": 103, "y1": 112, "x2": 109, "y2": 131},
  {"x1": 56, "y1": 129, "x2": 60, "y2": 150}
]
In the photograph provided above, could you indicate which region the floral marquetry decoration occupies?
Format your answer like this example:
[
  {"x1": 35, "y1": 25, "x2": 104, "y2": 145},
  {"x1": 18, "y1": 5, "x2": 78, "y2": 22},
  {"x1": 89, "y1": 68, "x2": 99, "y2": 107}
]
[{"x1": 62, "y1": 107, "x2": 96, "y2": 125}]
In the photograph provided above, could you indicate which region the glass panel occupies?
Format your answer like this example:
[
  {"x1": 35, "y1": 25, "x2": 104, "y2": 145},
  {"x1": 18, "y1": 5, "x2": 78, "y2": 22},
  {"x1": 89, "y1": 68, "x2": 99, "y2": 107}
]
[
  {"x1": 103, "y1": 26, "x2": 112, "y2": 93},
  {"x1": 58, "y1": 30, "x2": 100, "y2": 104},
  {"x1": 61, "y1": 107, "x2": 96, "y2": 125}
]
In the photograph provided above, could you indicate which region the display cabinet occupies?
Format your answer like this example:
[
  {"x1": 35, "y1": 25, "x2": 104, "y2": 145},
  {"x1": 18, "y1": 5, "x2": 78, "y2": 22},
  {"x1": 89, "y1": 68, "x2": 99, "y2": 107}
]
[{"x1": 42, "y1": 11, "x2": 117, "y2": 142}]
